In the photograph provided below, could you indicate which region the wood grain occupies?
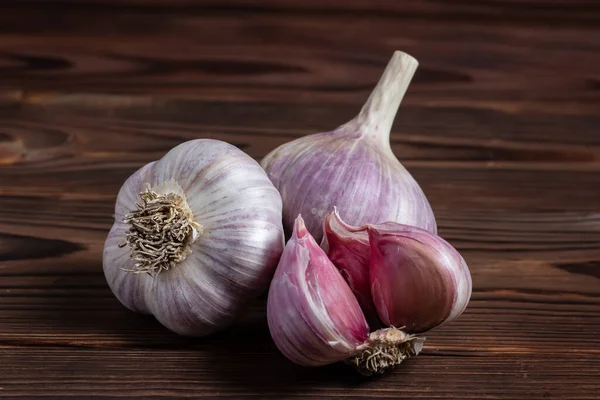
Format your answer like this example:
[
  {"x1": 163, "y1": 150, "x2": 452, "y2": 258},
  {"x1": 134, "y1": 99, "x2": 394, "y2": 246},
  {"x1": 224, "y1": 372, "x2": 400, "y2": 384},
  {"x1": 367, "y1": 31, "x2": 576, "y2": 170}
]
[{"x1": 0, "y1": 1, "x2": 599, "y2": 399}]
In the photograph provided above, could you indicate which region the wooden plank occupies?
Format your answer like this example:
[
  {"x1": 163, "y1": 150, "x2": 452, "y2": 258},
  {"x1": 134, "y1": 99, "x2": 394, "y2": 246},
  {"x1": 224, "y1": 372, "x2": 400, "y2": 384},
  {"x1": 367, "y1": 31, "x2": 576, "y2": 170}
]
[{"x1": 0, "y1": 0, "x2": 599, "y2": 398}]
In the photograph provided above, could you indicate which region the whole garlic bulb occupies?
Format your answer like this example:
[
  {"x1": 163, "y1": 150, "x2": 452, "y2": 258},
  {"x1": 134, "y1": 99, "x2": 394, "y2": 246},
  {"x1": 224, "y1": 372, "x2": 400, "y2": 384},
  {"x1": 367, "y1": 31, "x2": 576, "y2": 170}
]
[
  {"x1": 261, "y1": 51, "x2": 436, "y2": 242},
  {"x1": 103, "y1": 139, "x2": 284, "y2": 336}
]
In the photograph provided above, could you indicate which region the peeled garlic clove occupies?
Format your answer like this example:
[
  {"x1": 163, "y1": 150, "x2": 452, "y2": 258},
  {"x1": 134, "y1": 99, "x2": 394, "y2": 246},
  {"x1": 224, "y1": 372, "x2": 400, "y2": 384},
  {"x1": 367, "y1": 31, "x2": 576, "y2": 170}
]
[
  {"x1": 321, "y1": 208, "x2": 379, "y2": 327},
  {"x1": 262, "y1": 51, "x2": 437, "y2": 242},
  {"x1": 369, "y1": 225, "x2": 472, "y2": 333},
  {"x1": 103, "y1": 139, "x2": 284, "y2": 336},
  {"x1": 267, "y1": 215, "x2": 369, "y2": 366}
]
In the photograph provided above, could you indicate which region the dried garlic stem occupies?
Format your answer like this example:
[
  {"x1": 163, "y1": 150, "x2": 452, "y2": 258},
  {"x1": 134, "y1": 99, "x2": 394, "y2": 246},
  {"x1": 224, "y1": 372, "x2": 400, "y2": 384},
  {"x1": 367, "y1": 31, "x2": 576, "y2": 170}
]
[
  {"x1": 353, "y1": 51, "x2": 418, "y2": 148},
  {"x1": 346, "y1": 328, "x2": 425, "y2": 376},
  {"x1": 121, "y1": 187, "x2": 201, "y2": 276}
]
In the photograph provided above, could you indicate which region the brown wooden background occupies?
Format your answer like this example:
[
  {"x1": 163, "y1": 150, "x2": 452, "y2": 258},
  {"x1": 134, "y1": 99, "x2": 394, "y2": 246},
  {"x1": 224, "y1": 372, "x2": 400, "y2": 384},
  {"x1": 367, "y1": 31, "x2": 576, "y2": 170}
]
[{"x1": 1, "y1": 1, "x2": 599, "y2": 399}]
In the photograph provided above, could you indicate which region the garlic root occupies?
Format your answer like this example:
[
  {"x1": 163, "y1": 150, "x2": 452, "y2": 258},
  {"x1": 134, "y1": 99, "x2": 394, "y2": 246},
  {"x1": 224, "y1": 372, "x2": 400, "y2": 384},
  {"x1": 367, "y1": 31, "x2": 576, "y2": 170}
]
[
  {"x1": 121, "y1": 182, "x2": 202, "y2": 276},
  {"x1": 346, "y1": 328, "x2": 425, "y2": 376}
]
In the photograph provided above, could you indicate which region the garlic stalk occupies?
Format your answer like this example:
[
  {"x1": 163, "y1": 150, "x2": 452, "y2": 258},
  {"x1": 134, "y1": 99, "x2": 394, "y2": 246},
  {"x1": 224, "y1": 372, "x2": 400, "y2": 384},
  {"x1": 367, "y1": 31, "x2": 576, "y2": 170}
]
[
  {"x1": 268, "y1": 213, "x2": 471, "y2": 375},
  {"x1": 103, "y1": 139, "x2": 285, "y2": 336},
  {"x1": 261, "y1": 51, "x2": 436, "y2": 242}
]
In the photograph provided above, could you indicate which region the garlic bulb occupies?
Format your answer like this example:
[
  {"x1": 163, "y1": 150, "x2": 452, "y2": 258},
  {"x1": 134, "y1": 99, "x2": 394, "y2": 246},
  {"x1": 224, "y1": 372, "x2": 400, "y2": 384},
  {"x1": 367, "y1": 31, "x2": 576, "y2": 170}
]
[
  {"x1": 103, "y1": 139, "x2": 285, "y2": 336},
  {"x1": 261, "y1": 51, "x2": 436, "y2": 242},
  {"x1": 268, "y1": 213, "x2": 470, "y2": 375}
]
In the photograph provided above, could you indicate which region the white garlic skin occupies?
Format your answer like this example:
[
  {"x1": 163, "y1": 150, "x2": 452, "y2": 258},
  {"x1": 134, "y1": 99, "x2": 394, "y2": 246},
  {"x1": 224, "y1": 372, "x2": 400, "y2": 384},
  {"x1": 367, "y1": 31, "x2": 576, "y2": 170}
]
[
  {"x1": 261, "y1": 51, "x2": 436, "y2": 242},
  {"x1": 103, "y1": 139, "x2": 285, "y2": 336}
]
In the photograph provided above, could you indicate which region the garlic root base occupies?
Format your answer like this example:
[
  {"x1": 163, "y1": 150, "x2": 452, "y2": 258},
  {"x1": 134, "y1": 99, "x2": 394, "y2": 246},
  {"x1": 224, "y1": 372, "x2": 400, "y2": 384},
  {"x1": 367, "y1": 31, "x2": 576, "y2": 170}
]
[
  {"x1": 121, "y1": 183, "x2": 202, "y2": 276},
  {"x1": 346, "y1": 327, "x2": 425, "y2": 376}
]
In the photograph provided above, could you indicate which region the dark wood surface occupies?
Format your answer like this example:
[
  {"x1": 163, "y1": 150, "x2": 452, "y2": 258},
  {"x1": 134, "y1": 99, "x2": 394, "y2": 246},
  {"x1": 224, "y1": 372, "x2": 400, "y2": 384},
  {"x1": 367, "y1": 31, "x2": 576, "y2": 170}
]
[{"x1": 1, "y1": 1, "x2": 600, "y2": 399}]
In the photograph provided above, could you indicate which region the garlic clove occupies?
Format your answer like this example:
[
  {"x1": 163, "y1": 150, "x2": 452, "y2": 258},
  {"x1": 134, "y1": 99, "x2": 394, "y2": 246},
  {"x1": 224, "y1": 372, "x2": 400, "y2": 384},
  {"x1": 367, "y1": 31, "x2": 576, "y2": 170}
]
[
  {"x1": 272, "y1": 211, "x2": 470, "y2": 373},
  {"x1": 321, "y1": 208, "x2": 379, "y2": 327},
  {"x1": 267, "y1": 215, "x2": 369, "y2": 366},
  {"x1": 322, "y1": 210, "x2": 471, "y2": 335},
  {"x1": 368, "y1": 225, "x2": 472, "y2": 333}
]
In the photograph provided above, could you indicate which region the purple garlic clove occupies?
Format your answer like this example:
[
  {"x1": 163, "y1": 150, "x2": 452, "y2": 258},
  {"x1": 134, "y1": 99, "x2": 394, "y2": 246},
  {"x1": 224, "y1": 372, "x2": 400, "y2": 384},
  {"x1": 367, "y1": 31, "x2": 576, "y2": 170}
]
[
  {"x1": 369, "y1": 225, "x2": 472, "y2": 333},
  {"x1": 269, "y1": 213, "x2": 471, "y2": 375},
  {"x1": 267, "y1": 215, "x2": 370, "y2": 366},
  {"x1": 321, "y1": 208, "x2": 379, "y2": 327}
]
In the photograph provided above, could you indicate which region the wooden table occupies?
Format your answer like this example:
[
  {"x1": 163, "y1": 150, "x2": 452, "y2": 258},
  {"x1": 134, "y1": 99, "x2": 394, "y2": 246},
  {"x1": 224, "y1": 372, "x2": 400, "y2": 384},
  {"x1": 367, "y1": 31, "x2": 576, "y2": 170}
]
[{"x1": 1, "y1": 1, "x2": 599, "y2": 399}]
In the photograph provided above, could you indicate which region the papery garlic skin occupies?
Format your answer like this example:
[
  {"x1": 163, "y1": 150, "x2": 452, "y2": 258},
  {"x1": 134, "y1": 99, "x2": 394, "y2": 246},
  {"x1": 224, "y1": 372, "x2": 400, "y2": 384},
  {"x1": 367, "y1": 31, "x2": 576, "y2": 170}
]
[
  {"x1": 103, "y1": 139, "x2": 285, "y2": 336},
  {"x1": 262, "y1": 51, "x2": 436, "y2": 242},
  {"x1": 267, "y1": 216, "x2": 369, "y2": 366},
  {"x1": 369, "y1": 226, "x2": 472, "y2": 333}
]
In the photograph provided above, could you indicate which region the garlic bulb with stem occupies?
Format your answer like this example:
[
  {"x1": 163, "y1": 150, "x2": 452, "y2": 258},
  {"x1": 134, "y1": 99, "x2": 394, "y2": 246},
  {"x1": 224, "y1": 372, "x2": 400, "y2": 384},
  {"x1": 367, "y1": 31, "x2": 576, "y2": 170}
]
[
  {"x1": 261, "y1": 51, "x2": 436, "y2": 242},
  {"x1": 268, "y1": 213, "x2": 471, "y2": 375},
  {"x1": 103, "y1": 139, "x2": 285, "y2": 336}
]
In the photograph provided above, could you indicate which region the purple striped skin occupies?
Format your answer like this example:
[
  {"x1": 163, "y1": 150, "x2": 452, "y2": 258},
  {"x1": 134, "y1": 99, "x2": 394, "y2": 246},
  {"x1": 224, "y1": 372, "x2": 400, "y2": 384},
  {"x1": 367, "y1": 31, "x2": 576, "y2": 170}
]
[
  {"x1": 322, "y1": 210, "x2": 472, "y2": 334},
  {"x1": 103, "y1": 139, "x2": 285, "y2": 337},
  {"x1": 261, "y1": 129, "x2": 437, "y2": 243},
  {"x1": 267, "y1": 216, "x2": 369, "y2": 366}
]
